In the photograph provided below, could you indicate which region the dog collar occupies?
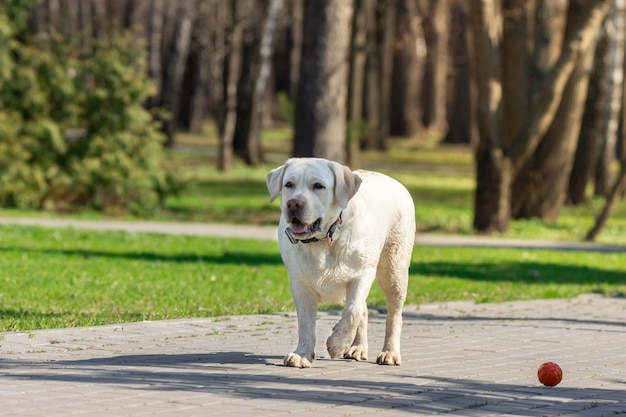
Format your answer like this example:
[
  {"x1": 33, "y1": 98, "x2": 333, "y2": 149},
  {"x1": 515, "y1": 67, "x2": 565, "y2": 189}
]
[{"x1": 285, "y1": 212, "x2": 343, "y2": 247}]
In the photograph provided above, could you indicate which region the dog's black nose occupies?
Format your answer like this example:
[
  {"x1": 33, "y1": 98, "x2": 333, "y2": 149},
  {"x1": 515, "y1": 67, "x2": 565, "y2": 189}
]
[{"x1": 287, "y1": 198, "x2": 304, "y2": 210}]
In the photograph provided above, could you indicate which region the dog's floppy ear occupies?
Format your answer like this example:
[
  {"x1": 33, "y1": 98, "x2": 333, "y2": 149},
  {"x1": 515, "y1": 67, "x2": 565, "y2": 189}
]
[
  {"x1": 329, "y1": 161, "x2": 362, "y2": 209},
  {"x1": 266, "y1": 160, "x2": 291, "y2": 202}
]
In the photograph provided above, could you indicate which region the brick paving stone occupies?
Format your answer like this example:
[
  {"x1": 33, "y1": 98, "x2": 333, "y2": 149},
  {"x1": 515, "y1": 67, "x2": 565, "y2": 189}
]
[{"x1": 3, "y1": 294, "x2": 624, "y2": 416}]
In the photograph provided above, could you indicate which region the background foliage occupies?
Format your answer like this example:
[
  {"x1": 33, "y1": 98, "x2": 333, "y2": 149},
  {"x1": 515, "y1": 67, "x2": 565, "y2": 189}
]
[{"x1": 0, "y1": 2, "x2": 176, "y2": 214}]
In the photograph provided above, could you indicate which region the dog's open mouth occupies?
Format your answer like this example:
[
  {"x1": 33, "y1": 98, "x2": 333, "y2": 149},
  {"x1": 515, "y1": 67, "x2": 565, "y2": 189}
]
[{"x1": 289, "y1": 218, "x2": 322, "y2": 235}]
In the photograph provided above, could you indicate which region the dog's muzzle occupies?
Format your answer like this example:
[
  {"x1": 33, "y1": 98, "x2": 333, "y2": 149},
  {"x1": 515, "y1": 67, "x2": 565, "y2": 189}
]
[{"x1": 285, "y1": 213, "x2": 342, "y2": 247}]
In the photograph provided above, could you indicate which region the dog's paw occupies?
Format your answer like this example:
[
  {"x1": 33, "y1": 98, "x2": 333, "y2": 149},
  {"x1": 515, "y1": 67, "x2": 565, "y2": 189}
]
[
  {"x1": 326, "y1": 343, "x2": 348, "y2": 359},
  {"x1": 326, "y1": 327, "x2": 355, "y2": 359},
  {"x1": 326, "y1": 335, "x2": 352, "y2": 359},
  {"x1": 344, "y1": 345, "x2": 368, "y2": 361},
  {"x1": 376, "y1": 351, "x2": 401, "y2": 366},
  {"x1": 284, "y1": 352, "x2": 313, "y2": 368}
]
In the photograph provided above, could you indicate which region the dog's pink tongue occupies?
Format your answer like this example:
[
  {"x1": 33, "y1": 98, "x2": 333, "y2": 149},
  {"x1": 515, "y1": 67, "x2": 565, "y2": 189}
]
[{"x1": 290, "y1": 223, "x2": 308, "y2": 234}]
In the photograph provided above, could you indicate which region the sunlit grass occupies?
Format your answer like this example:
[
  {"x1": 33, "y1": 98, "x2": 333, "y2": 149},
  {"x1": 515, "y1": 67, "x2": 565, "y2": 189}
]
[
  {"x1": 167, "y1": 125, "x2": 626, "y2": 243},
  {"x1": 1, "y1": 224, "x2": 624, "y2": 331},
  {"x1": 1, "y1": 124, "x2": 624, "y2": 242},
  {"x1": 1, "y1": 125, "x2": 624, "y2": 332}
]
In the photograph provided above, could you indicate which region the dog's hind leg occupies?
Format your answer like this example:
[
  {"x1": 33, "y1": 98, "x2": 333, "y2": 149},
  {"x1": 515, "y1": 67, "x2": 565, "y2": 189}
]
[{"x1": 375, "y1": 243, "x2": 410, "y2": 366}]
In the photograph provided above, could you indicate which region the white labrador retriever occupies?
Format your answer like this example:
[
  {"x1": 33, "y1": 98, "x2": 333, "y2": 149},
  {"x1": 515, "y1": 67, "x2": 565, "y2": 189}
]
[{"x1": 267, "y1": 158, "x2": 415, "y2": 368}]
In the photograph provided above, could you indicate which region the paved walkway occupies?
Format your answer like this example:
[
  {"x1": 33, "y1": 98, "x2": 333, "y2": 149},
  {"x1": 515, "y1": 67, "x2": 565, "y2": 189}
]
[
  {"x1": 2, "y1": 295, "x2": 625, "y2": 416},
  {"x1": 1, "y1": 216, "x2": 625, "y2": 252},
  {"x1": 1, "y1": 218, "x2": 625, "y2": 416}
]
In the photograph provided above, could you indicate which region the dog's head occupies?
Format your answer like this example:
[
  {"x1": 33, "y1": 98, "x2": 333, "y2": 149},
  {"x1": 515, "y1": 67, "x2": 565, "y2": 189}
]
[{"x1": 266, "y1": 158, "x2": 362, "y2": 241}]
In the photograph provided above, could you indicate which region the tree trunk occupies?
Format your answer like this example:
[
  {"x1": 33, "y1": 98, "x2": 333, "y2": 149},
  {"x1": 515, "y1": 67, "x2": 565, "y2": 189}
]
[
  {"x1": 159, "y1": 0, "x2": 193, "y2": 146},
  {"x1": 389, "y1": 0, "x2": 424, "y2": 138},
  {"x1": 232, "y1": 1, "x2": 264, "y2": 162},
  {"x1": 347, "y1": 0, "x2": 372, "y2": 168},
  {"x1": 145, "y1": 0, "x2": 165, "y2": 109},
  {"x1": 594, "y1": 0, "x2": 626, "y2": 197},
  {"x1": 178, "y1": 0, "x2": 212, "y2": 133},
  {"x1": 474, "y1": 147, "x2": 512, "y2": 232},
  {"x1": 585, "y1": 0, "x2": 626, "y2": 241},
  {"x1": 470, "y1": 0, "x2": 508, "y2": 232},
  {"x1": 218, "y1": 0, "x2": 243, "y2": 172},
  {"x1": 378, "y1": 0, "x2": 396, "y2": 143},
  {"x1": 77, "y1": 1, "x2": 94, "y2": 53},
  {"x1": 363, "y1": 0, "x2": 396, "y2": 151},
  {"x1": 569, "y1": 11, "x2": 612, "y2": 204},
  {"x1": 210, "y1": 1, "x2": 226, "y2": 132},
  {"x1": 471, "y1": 0, "x2": 611, "y2": 232},
  {"x1": 293, "y1": 0, "x2": 353, "y2": 162},
  {"x1": 420, "y1": 0, "x2": 448, "y2": 133},
  {"x1": 442, "y1": 0, "x2": 471, "y2": 144},
  {"x1": 289, "y1": 0, "x2": 303, "y2": 100},
  {"x1": 89, "y1": 0, "x2": 107, "y2": 40},
  {"x1": 501, "y1": 0, "x2": 529, "y2": 151},
  {"x1": 512, "y1": 0, "x2": 602, "y2": 221},
  {"x1": 28, "y1": 2, "x2": 45, "y2": 34},
  {"x1": 533, "y1": 0, "x2": 568, "y2": 72},
  {"x1": 363, "y1": 0, "x2": 381, "y2": 150},
  {"x1": 507, "y1": 0, "x2": 611, "y2": 176},
  {"x1": 235, "y1": 0, "x2": 284, "y2": 165},
  {"x1": 512, "y1": 52, "x2": 595, "y2": 220},
  {"x1": 586, "y1": 164, "x2": 626, "y2": 241}
]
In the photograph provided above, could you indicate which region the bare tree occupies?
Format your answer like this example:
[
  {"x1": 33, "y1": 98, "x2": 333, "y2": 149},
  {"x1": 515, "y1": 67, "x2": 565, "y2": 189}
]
[
  {"x1": 471, "y1": 0, "x2": 611, "y2": 232},
  {"x1": 586, "y1": 0, "x2": 626, "y2": 240},
  {"x1": 513, "y1": 0, "x2": 600, "y2": 221}
]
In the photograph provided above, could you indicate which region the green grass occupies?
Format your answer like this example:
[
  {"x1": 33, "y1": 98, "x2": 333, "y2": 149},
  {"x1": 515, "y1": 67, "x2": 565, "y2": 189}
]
[
  {"x1": 1, "y1": 224, "x2": 624, "y2": 331},
  {"x1": 2, "y1": 127, "x2": 625, "y2": 243},
  {"x1": 0, "y1": 225, "x2": 290, "y2": 331},
  {"x1": 1, "y1": 126, "x2": 625, "y2": 331},
  {"x1": 161, "y1": 130, "x2": 626, "y2": 243}
]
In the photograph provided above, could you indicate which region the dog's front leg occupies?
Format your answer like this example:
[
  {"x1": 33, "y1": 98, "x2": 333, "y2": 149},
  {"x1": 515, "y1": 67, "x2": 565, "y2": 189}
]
[{"x1": 284, "y1": 284, "x2": 318, "y2": 368}]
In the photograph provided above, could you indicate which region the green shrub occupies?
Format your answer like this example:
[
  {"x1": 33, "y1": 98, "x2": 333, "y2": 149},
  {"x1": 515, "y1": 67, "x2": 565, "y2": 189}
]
[{"x1": 0, "y1": 7, "x2": 176, "y2": 215}]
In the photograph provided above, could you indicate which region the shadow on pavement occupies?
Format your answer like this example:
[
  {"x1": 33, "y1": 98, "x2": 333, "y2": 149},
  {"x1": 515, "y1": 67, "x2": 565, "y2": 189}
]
[{"x1": 2, "y1": 351, "x2": 622, "y2": 414}]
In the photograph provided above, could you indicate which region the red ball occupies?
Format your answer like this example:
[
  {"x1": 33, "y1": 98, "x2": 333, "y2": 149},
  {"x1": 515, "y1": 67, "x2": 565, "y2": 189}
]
[{"x1": 537, "y1": 362, "x2": 563, "y2": 387}]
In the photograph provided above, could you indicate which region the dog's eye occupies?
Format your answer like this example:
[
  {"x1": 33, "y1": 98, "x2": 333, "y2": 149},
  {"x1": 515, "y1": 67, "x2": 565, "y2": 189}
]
[
  {"x1": 313, "y1": 182, "x2": 325, "y2": 190},
  {"x1": 284, "y1": 181, "x2": 294, "y2": 189}
]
